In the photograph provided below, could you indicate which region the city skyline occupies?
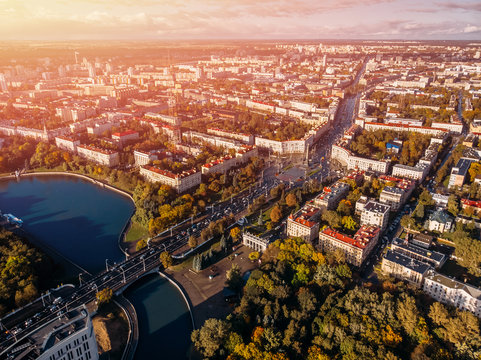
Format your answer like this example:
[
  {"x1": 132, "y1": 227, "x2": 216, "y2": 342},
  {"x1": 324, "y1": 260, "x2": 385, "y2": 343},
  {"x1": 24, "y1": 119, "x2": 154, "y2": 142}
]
[{"x1": 1, "y1": 0, "x2": 481, "y2": 41}]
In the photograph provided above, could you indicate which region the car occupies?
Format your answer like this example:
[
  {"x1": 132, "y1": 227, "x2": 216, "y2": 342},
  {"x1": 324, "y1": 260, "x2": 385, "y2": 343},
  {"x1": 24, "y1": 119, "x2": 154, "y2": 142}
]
[
  {"x1": 53, "y1": 297, "x2": 63, "y2": 305},
  {"x1": 208, "y1": 274, "x2": 217, "y2": 280},
  {"x1": 24, "y1": 319, "x2": 33, "y2": 327}
]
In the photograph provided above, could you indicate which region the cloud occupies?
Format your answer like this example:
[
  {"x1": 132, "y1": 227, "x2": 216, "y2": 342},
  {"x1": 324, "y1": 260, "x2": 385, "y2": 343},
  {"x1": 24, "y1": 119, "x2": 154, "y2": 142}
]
[
  {"x1": 464, "y1": 25, "x2": 481, "y2": 33},
  {"x1": 437, "y1": 1, "x2": 481, "y2": 12}
]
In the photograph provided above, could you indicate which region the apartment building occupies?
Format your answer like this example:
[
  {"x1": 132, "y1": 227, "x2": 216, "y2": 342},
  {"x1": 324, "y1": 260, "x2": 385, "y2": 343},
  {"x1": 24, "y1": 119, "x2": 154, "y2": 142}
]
[
  {"x1": 318, "y1": 225, "x2": 380, "y2": 267},
  {"x1": 448, "y1": 158, "x2": 474, "y2": 189},
  {"x1": 12, "y1": 306, "x2": 99, "y2": 360},
  {"x1": 140, "y1": 166, "x2": 201, "y2": 193},
  {"x1": 144, "y1": 112, "x2": 181, "y2": 126},
  {"x1": 111, "y1": 130, "x2": 139, "y2": 144},
  {"x1": 207, "y1": 128, "x2": 254, "y2": 145},
  {"x1": 391, "y1": 164, "x2": 426, "y2": 181},
  {"x1": 187, "y1": 131, "x2": 241, "y2": 150},
  {"x1": 201, "y1": 155, "x2": 238, "y2": 175},
  {"x1": 423, "y1": 270, "x2": 481, "y2": 318},
  {"x1": 391, "y1": 238, "x2": 446, "y2": 268},
  {"x1": 76, "y1": 145, "x2": 119, "y2": 167},
  {"x1": 55, "y1": 136, "x2": 80, "y2": 153},
  {"x1": 286, "y1": 205, "x2": 321, "y2": 242},
  {"x1": 331, "y1": 144, "x2": 390, "y2": 173},
  {"x1": 255, "y1": 137, "x2": 307, "y2": 154},
  {"x1": 133, "y1": 150, "x2": 166, "y2": 167},
  {"x1": 313, "y1": 181, "x2": 350, "y2": 210},
  {"x1": 360, "y1": 200, "x2": 390, "y2": 230},
  {"x1": 381, "y1": 250, "x2": 431, "y2": 287}
]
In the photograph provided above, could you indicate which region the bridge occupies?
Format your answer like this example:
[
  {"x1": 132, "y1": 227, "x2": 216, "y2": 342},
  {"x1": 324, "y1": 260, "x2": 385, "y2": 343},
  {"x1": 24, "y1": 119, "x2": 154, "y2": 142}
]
[
  {"x1": 0, "y1": 241, "x2": 170, "y2": 359},
  {"x1": 0, "y1": 174, "x2": 281, "y2": 359}
]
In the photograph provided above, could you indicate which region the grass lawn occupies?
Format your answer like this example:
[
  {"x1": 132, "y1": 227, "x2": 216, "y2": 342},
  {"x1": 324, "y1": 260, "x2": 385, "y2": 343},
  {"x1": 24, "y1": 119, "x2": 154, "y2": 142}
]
[{"x1": 125, "y1": 222, "x2": 149, "y2": 243}]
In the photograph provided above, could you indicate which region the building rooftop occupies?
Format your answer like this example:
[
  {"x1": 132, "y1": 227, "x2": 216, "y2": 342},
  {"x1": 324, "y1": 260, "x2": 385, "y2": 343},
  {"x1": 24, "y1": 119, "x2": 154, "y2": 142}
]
[
  {"x1": 142, "y1": 165, "x2": 198, "y2": 179},
  {"x1": 288, "y1": 205, "x2": 320, "y2": 228},
  {"x1": 384, "y1": 249, "x2": 431, "y2": 274},
  {"x1": 321, "y1": 225, "x2": 379, "y2": 250},
  {"x1": 425, "y1": 270, "x2": 481, "y2": 300},
  {"x1": 363, "y1": 200, "x2": 390, "y2": 214},
  {"x1": 6, "y1": 306, "x2": 90, "y2": 360},
  {"x1": 392, "y1": 238, "x2": 445, "y2": 263},
  {"x1": 77, "y1": 144, "x2": 117, "y2": 155},
  {"x1": 112, "y1": 129, "x2": 138, "y2": 138}
]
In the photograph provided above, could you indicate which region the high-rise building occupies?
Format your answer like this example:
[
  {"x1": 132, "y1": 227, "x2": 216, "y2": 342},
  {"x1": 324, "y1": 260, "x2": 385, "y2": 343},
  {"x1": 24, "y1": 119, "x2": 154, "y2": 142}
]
[
  {"x1": 0, "y1": 73, "x2": 8, "y2": 91},
  {"x1": 4, "y1": 306, "x2": 99, "y2": 360}
]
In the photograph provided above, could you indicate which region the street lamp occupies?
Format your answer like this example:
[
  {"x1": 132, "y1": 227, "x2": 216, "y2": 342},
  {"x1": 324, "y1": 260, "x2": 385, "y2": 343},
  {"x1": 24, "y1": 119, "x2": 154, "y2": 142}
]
[
  {"x1": 105, "y1": 259, "x2": 110, "y2": 272},
  {"x1": 78, "y1": 273, "x2": 84, "y2": 286},
  {"x1": 121, "y1": 266, "x2": 126, "y2": 283}
]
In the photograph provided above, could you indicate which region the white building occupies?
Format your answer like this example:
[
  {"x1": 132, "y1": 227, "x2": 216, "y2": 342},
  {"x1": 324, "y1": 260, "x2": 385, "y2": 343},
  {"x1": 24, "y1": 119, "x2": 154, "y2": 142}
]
[
  {"x1": 286, "y1": 205, "x2": 321, "y2": 242},
  {"x1": 207, "y1": 128, "x2": 254, "y2": 145},
  {"x1": 392, "y1": 164, "x2": 427, "y2": 181},
  {"x1": 140, "y1": 166, "x2": 201, "y2": 193},
  {"x1": 313, "y1": 181, "x2": 350, "y2": 210},
  {"x1": 111, "y1": 130, "x2": 139, "y2": 144},
  {"x1": 331, "y1": 144, "x2": 390, "y2": 173},
  {"x1": 133, "y1": 150, "x2": 165, "y2": 167},
  {"x1": 77, "y1": 145, "x2": 119, "y2": 167},
  {"x1": 10, "y1": 306, "x2": 99, "y2": 360},
  {"x1": 381, "y1": 250, "x2": 431, "y2": 287},
  {"x1": 423, "y1": 270, "x2": 481, "y2": 318},
  {"x1": 361, "y1": 200, "x2": 390, "y2": 230},
  {"x1": 242, "y1": 232, "x2": 271, "y2": 252},
  {"x1": 55, "y1": 136, "x2": 80, "y2": 153}
]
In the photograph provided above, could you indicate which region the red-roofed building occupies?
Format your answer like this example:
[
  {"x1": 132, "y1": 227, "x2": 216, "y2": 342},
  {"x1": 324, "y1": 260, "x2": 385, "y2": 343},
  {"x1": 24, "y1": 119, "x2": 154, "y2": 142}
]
[
  {"x1": 287, "y1": 204, "x2": 321, "y2": 242},
  {"x1": 112, "y1": 130, "x2": 139, "y2": 144},
  {"x1": 319, "y1": 225, "x2": 380, "y2": 266}
]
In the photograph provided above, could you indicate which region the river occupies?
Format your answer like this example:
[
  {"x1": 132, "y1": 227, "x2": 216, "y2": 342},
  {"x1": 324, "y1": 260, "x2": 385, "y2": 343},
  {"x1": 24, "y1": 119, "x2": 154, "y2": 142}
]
[{"x1": 0, "y1": 174, "x2": 192, "y2": 359}]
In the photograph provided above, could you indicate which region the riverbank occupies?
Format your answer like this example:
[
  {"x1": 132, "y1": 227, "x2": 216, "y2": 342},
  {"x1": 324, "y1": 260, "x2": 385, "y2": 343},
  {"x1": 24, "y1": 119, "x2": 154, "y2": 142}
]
[
  {"x1": 165, "y1": 244, "x2": 258, "y2": 328},
  {"x1": 0, "y1": 170, "x2": 143, "y2": 255}
]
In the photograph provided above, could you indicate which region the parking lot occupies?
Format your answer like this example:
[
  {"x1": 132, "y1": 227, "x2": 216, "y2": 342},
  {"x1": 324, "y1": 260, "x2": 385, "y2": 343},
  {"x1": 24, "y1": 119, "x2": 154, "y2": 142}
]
[{"x1": 165, "y1": 244, "x2": 258, "y2": 327}]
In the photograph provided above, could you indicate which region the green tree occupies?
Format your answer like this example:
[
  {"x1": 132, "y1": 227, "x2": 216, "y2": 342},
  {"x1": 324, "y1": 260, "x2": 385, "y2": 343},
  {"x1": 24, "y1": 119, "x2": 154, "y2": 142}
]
[
  {"x1": 226, "y1": 264, "x2": 243, "y2": 292},
  {"x1": 191, "y1": 318, "x2": 230, "y2": 359},
  {"x1": 322, "y1": 210, "x2": 342, "y2": 229},
  {"x1": 447, "y1": 195, "x2": 460, "y2": 217}
]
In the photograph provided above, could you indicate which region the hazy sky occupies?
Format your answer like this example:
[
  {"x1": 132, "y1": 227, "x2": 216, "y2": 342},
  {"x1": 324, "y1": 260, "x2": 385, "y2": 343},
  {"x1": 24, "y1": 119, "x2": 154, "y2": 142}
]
[{"x1": 1, "y1": 0, "x2": 481, "y2": 40}]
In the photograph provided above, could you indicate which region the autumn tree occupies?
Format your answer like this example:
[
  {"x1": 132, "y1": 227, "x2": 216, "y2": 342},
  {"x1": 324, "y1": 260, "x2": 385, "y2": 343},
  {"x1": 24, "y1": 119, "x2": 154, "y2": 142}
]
[
  {"x1": 191, "y1": 318, "x2": 230, "y2": 358},
  {"x1": 286, "y1": 193, "x2": 298, "y2": 207},
  {"x1": 136, "y1": 239, "x2": 147, "y2": 251},
  {"x1": 226, "y1": 264, "x2": 243, "y2": 292},
  {"x1": 96, "y1": 288, "x2": 113, "y2": 306},
  {"x1": 230, "y1": 227, "x2": 241, "y2": 242},
  {"x1": 270, "y1": 205, "x2": 282, "y2": 223},
  {"x1": 188, "y1": 235, "x2": 198, "y2": 249},
  {"x1": 159, "y1": 251, "x2": 173, "y2": 268}
]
